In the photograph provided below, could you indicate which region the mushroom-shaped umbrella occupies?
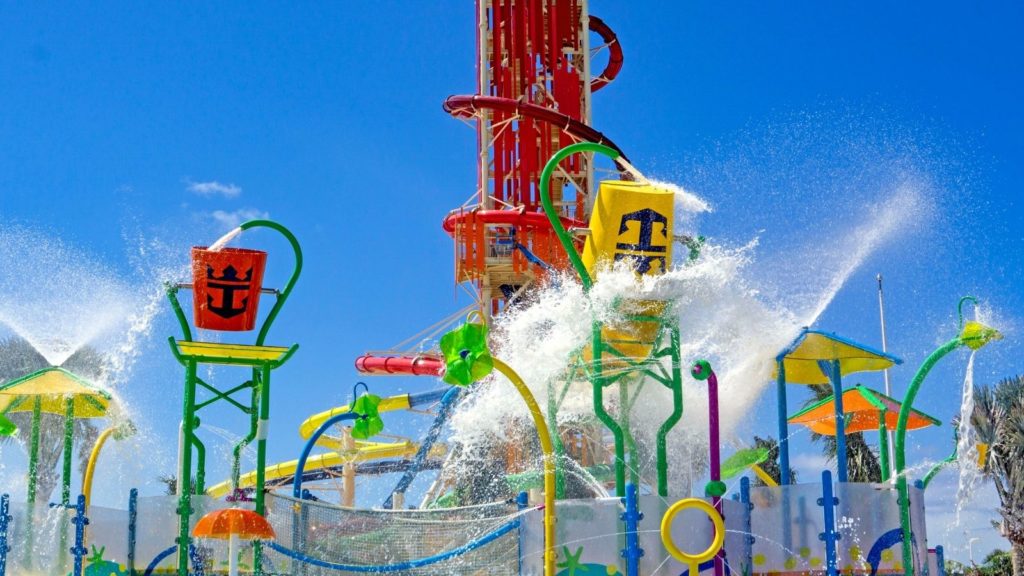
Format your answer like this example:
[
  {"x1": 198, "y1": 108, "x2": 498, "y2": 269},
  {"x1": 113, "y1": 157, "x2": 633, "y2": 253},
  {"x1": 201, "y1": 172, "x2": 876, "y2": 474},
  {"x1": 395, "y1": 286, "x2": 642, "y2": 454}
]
[
  {"x1": 788, "y1": 385, "x2": 940, "y2": 480},
  {"x1": 774, "y1": 329, "x2": 902, "y2": 483},
  {"x1": 192, "y1": 507, "x2": 276, "y2": 576},
  {"x1": 0, "y1": 367, "x2": 112, "y2": 506}
]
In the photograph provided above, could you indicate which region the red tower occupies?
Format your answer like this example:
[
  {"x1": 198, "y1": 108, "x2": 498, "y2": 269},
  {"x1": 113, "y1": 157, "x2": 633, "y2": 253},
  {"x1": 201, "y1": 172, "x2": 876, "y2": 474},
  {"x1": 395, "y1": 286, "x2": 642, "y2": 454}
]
[{"x1": 443, "y1": 0, "x2": 624, "y2": 317}]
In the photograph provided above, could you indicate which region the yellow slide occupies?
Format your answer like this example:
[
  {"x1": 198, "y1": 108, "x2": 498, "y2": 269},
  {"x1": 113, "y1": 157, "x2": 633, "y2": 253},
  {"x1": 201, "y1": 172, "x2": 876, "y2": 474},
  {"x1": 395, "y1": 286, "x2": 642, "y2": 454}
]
[{"x1": 206, "y1": 440, "x2": 446, "y2": 498}]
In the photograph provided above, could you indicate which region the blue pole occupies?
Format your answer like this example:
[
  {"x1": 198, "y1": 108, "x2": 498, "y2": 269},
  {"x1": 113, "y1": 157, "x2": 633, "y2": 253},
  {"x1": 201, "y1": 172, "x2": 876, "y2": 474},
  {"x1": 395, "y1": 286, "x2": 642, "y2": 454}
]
[
  {"x1": 0, "y1": 494, "x2": 10, "y2": 576},
  {"x1": 620, "y1": 482, "x2": 643, "y2": 576},
  {"x1": 516, "y1": 491, "x2": 528, "y2": 576},
  {"x1": 128, "y1": 488, "x2": 138, "y2": 576},
  {"x1": 817, "y1": 471, "x2": 840, "y2": 576},
  {"x1": 776, "y1": 360, "x2": 791, "y2": 485},
  {"x1": 383, "y1": 387, "x2": 461, "y2": 509},
  {"x1": 71, "y1": 494, "x2": 89, "y2": 576},
  {"x1": 830, "y1": 361, "x2": 848, "y2": 482},
  {"x1": 292, "y1": 412, "x2": 358, "y2": 498},
  {"x1": 740, "y1": 478, "x2": 754, "y2": 576},
  {"x1": 935, "y1": 545, "x2": 945, "y2": 576}
]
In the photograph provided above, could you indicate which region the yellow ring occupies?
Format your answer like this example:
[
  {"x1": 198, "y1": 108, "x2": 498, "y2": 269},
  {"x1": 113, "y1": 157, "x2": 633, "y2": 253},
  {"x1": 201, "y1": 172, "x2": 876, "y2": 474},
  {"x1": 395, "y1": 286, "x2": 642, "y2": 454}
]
[{"x1": 660, "y1": 498, "x2": 726, "y2": 565}]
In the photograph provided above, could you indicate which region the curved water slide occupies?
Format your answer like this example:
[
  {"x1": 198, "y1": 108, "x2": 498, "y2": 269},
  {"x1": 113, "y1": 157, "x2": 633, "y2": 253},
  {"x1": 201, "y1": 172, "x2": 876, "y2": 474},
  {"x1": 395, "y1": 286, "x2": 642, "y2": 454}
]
[{"x1": 211, "y1": 390, "x2": 459, "y2": 501}]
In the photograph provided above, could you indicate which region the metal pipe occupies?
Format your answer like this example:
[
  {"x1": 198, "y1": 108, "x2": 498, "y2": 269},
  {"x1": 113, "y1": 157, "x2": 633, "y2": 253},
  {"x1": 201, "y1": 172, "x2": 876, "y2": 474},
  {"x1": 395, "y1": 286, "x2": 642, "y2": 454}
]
[{"x1": 877, "y1": 274, "x2": 896, "y2": 475}]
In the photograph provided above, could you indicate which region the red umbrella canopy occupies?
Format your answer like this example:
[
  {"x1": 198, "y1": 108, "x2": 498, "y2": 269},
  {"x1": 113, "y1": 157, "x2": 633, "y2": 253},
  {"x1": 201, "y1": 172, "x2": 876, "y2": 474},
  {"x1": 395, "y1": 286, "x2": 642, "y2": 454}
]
[{"x1": 192, "y1": 508, "x2": 276, "y2": 541}]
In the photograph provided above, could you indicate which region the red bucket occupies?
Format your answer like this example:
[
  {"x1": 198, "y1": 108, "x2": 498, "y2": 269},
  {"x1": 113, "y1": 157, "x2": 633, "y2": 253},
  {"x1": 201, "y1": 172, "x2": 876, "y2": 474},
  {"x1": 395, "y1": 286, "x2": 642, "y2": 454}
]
[{"x1": 191, "y1": 247, "x2": 268, "y2": 331}]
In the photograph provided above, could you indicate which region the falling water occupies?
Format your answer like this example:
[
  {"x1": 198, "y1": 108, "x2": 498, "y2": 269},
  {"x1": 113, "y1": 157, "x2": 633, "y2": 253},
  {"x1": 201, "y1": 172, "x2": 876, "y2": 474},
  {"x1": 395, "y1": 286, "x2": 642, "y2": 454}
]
[{"x1": 955, "y1": 351, "x2": 983, "y2": 523}]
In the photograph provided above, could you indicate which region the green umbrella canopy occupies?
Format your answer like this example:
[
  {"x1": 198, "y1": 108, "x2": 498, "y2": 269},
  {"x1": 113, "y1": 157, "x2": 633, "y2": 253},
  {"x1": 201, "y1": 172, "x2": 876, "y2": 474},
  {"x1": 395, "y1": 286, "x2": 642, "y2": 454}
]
[
  {"x1": 0, "y1": 367, "x2": 111, "y2": 418},
  {"x1": 350, "y1": 392, "x2": 384, "y2": 440},
  {"x1": 721, "y1": 447, "x2": 770, "y2": 480}
]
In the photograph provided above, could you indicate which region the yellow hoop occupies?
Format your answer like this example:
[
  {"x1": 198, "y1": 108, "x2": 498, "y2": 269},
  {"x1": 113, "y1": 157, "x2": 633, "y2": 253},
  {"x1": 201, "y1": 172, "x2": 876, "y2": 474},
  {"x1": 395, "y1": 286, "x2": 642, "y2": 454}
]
[{"x1": 660, "y1": 498, "x2": 726, "y2": 570}]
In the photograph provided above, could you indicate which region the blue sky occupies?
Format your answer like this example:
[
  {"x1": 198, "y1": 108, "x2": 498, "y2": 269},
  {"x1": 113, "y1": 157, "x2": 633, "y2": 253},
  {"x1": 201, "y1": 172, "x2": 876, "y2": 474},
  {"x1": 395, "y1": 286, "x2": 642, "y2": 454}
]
[{"x1": 1, "y1": 1, "x2": 1022, "y2": 564}]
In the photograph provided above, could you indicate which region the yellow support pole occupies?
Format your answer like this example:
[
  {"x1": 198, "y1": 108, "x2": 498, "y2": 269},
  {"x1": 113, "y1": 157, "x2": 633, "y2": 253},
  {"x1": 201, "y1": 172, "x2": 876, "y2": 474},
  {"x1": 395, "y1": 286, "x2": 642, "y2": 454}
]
[{"x1": 491, "y1": 358, "x2": 557, "y2": 576}]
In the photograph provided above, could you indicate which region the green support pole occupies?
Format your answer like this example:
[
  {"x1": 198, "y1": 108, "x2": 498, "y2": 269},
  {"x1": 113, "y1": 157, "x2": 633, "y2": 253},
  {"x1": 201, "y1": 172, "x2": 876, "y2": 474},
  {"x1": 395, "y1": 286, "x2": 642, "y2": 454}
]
[
  {"x1": 62, "y1": 396, "x2": 74, "y2": 506},
  {"x1": 894, "y1": 338, "x2": 960, "y2": 576},
  {"x1": 878, "y1": 413, "x2": 891, "y2": 483},
  {"x1": 177, "y1": 360, "x2": 198, "y2": 576},
  {"x1": 655, "y1": 324, "x2": 685, "y2": 497},
  {"x1": 253, "y1": 365, "x2": 271, "y2": 575},
  {"x1": 231, "y1": 385, "x2": 260, "y2": 492},
  {"x1": 28, "y1": 397, "x2": 41, "y2": 506},
  {"x1": 591, "y1": 323, "x2": 627, "y2": 496},
  {"x1": 191, "y1": 433, "x2": 206, "y2": 495}
]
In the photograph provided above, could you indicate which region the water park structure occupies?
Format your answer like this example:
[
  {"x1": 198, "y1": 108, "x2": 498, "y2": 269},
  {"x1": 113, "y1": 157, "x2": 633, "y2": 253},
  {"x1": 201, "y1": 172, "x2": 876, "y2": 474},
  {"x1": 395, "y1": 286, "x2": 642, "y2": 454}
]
[{"x1": 0, "y1": 2, "x2": 1010, "y2": 576}]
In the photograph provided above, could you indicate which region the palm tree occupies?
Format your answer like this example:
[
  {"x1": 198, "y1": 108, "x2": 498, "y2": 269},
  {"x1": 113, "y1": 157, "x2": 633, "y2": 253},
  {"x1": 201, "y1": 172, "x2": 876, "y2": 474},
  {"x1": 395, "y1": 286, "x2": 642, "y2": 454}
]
[
  {"x1": 804, "y1": 383, "x2": 882, "y2": 483},
  {"x1": 0, "y1": 336, "x2": 103, "y2": 502},
  {"x1": 752, "y1": 435, "x2": 797, "y2": 486},
  {"x1": 969, "y1": 375, "x2": 1024, "y2": 576}
]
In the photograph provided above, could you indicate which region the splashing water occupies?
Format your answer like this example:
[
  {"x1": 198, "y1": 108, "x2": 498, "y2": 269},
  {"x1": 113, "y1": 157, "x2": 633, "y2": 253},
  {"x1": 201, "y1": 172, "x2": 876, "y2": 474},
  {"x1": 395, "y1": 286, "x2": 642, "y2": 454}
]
[
  {"x1": 0, "y1": 226, "x2": 139, "y2": 366},
  {"x1": 446, "y1": 177, "x2": 926, "y2": 499},
  {"x1": 955, "y1": 351, "x2": 983, "y2": 523}
]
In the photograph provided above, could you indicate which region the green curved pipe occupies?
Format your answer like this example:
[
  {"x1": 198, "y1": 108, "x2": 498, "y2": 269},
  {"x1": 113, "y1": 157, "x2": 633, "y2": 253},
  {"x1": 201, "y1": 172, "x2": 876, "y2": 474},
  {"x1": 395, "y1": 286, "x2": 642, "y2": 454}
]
[
  {"x1": 893, "y1": 337, "x2": 961, "y2": 576},
  {"x1": 240, "y1": 219, "x2": 303, "y2": 346},
  {"x1": 538, "y1": 141, "x2": 622, "y2": 291}
]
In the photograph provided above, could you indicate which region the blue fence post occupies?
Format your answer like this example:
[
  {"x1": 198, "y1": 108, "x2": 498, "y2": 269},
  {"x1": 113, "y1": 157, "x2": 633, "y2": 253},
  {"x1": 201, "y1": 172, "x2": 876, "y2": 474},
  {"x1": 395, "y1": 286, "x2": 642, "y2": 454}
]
[
  {"x1": 935, "y1": 545, "x2": 945, "y2": 576},
  {"x1": 189, "y1": 544, "x2": 206, "y2": 576},
  {"x1": 0, "y1": 494, "x2": 11, "y2": 576},
  {"x1": 127, "y1": 488, "x2": 138, "y2": 575},
  {"x1": 817, "y1": 471, "x2": 841, "y2": 576},
  {"x1": 740, "y1": 477, "x2": 754, "y2": 576},
  {"x1": 516, "y1": 491, "x2": 528, "y2": 575},
  {"x1": 70, "y1": 494, "x2": 89, "y2": 576},
  {"x1": 620, "y1": 482, "x2": 644, "y2": 576}
]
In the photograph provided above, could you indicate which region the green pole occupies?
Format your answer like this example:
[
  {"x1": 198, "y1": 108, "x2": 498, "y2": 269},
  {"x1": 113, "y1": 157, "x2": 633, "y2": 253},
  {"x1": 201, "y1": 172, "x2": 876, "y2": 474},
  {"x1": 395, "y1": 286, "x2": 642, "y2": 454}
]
[
  {"x1": 655, "y1": 323, "x2": 685, "y2": 497},
  {"x1": 252, "y1": 364, "x2": 271, "y2": 575},
  {"x1": 893, "y1": 337, "x2": 961, "y2": 576},
  {"x1": 231, "y1": 385, "x2": 260, "y2": 492},
  {"x1": 239, "y1": 220, "x2": 303, "y2": 347},
  {"x1": 591, "y1": 323, "x2": 626, "y2": 496},
  {"x1": 62, "y1": 396, "x2": 74, "y2": 506},
  {"x1": 547, "y1": 379, "x2": 566, "y2": 498},
  {"x1": 878, "y1": 412, "x2": 891, "y2": 483},
  {"x1": 177, "y1": 360, "x2": 198, "y2": 576},
  {"x1": 28, "y1": 396, "x2": 41, "y2": 506},
  {"x1": 538, "y1": 141, "x2": 622, "y2": 291}
]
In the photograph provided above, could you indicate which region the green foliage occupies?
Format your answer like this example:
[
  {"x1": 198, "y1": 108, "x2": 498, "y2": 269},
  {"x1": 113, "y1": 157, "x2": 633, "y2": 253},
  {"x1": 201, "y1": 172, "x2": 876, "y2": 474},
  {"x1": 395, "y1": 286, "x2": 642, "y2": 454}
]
[
  {"x1": 751, "y1": 435, "x2": 797, "y2": 486},
  {"x1": 969, "y1": 375, "x2": 1024, "y2": 574}
]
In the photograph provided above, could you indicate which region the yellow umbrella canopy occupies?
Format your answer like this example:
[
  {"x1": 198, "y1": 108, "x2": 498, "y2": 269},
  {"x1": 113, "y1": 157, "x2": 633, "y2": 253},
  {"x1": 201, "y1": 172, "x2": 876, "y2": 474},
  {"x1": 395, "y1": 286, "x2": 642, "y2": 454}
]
[
  {"x1": 0, "y1": 367, "x2": 111, "y2": 418},
  {"x1": 774, "y1": 330, "x2": 902, "y2": 385}
]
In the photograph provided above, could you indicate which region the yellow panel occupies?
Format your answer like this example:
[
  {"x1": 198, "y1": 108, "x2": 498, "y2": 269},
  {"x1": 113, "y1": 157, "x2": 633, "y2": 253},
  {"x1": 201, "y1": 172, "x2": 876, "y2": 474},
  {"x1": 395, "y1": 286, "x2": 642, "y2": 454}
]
[{"x1": 176, "y1": 341, "x2": 290, "y2": 363}]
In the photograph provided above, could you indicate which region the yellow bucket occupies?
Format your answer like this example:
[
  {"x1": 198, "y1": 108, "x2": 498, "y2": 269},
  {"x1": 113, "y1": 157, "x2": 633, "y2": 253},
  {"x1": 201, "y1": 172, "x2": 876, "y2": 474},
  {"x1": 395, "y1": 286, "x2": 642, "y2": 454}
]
[{"x1": 583, "y1": 180, "x2": 675, "y2": 366}]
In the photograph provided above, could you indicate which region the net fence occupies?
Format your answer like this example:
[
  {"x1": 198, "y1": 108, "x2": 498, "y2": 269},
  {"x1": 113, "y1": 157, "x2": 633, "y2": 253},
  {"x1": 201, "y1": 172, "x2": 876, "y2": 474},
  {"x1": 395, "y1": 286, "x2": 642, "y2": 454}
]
[{"x1": 259, "y1": 493, "x2": 524, "y2": 575}]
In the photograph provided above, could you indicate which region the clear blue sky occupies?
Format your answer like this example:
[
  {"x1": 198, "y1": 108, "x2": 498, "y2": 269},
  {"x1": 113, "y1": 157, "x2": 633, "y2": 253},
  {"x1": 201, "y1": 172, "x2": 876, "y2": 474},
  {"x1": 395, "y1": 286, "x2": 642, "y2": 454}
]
[{"x1": 1, "y1": 1, "x2": 1022, "y2": 562}]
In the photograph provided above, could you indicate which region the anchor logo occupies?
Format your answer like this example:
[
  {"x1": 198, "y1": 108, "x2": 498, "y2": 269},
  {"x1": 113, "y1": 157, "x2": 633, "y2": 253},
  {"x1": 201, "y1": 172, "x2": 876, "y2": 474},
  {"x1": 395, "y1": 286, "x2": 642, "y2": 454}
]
[
  {"x1": 614, "y1": 208, "x2": 668, "y2": 274},
  {"x1": 206, "y1": 264, "x2": 253, "y2": 319}
]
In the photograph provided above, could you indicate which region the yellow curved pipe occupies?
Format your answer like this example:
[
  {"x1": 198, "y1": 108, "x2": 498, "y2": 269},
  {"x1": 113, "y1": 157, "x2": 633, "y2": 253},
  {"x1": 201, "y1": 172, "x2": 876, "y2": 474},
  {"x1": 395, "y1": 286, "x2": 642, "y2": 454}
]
[
  {"x1": 82, "y1": 426, "x2": 116, "y2": 508},
  {"x1": 491, "y1": 358, "x2": 556, "y2": 576},
  {"x1": 298, "y1": 394, "x2": 414, "y2": 439},
  {"x1": 206, "y1": 441, "x2": 446, "y2": 498}
]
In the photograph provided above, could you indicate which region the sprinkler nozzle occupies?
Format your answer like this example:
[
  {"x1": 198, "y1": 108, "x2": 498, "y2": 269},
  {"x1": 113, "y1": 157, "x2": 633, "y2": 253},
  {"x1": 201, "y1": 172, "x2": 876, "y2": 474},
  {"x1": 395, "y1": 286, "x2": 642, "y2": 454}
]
[{"x1": 690, "y1": 359, "x2": 712, "y2": 381}]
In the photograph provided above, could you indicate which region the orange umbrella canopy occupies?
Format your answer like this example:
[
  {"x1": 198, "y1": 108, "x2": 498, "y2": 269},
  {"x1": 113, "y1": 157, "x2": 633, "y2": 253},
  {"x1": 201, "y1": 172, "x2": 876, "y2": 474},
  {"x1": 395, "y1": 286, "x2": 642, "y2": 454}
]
[
  {"x1": 192, "y1": 508, "x2": 276, "y2": 541},
  {"x1": 788, "y1": 385, "x2": 941, "y2": 435}
]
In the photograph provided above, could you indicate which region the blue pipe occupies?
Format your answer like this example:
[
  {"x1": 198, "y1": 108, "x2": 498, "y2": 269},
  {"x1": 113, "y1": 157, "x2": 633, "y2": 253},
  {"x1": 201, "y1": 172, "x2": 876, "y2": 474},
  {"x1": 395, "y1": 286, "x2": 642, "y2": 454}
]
[
  {"x1": 293, "y1": 411, "x2": 358, "y2": 498},
  {"x1": 265, "y1": 519, "x2": 519, "y2": 572},
  {"x1": 740, "y1": 477, "x2": 754, "y2": 576},
  {"x1": 516, "y1": 492, "x2": 528, "y2": 575},
  {"x1": 0, "y1": 494, "x2": 10, "y2": 576},
  {"x1": 383, "y1": 387, "x2": 462, "y2": 509},
  {"x1": 776, "y1": 359, "x2": 790, "y2": 484},
  {"x1": 826, "y1": 360, "x2": 848, "y2": 483},
  {"x1": 514, "y1": 243, "x2": 556, "y2": 273},
  {"x1": 818, "y1": 470, "x2": 840, "y2": 576},
  {"x1": 128, "y1": 488, "x2": 138, "y2": 575},
  {"x1": 935, "y1": 546, "x2": 945, "y2": 576},
  {"x1": 620, "y1": 482, "x2": 643, "y2": 576},
  {"x1": 143, "y1": 546, "x2": 178, "y2": 576},
  {"x1": 71, "y1": 494, "x2": 88, "y2": 576}
]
